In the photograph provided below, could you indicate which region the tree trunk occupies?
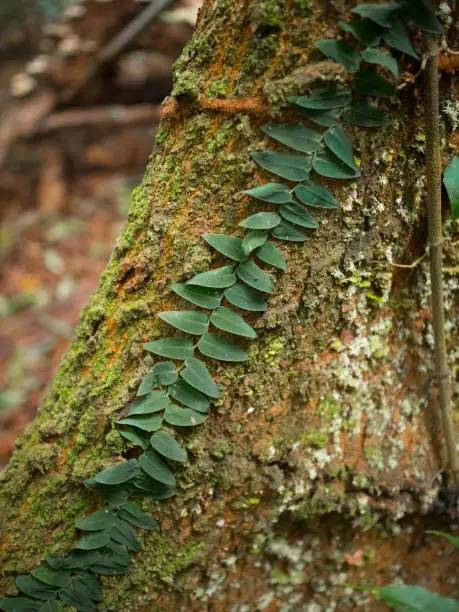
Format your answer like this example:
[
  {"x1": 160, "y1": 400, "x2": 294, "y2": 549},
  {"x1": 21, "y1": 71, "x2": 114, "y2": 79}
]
[{"x1": 1, "y1": 1, "x2": 457, "y2": 610}]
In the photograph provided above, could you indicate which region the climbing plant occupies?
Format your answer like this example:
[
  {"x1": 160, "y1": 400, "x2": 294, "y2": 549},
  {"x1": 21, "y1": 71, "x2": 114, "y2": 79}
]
[{"x1": 0, "y1": 1, "x2": 455, "y2": 610}]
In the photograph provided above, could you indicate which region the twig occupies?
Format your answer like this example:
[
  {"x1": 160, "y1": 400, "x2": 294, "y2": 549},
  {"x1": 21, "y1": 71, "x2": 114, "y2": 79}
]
[
  {"x1": 424, "y1": 31, "x2": 459, "y2": 486},
  {"x1": 389, "y1": 251, "x2": 427, "y2": 269}
]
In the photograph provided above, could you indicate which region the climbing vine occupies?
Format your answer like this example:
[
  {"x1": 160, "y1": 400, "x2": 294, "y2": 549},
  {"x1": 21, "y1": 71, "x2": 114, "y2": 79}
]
[{"x1": 0, "y1": 2, "x2": 452, "y2": 611}]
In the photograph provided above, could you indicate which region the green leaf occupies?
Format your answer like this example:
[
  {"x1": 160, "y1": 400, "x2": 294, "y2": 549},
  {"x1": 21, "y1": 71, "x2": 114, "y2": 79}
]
[
  {"x1": 150, "y1": 431, "x2": 188, "y2": 462},
  {"x1": 324, "y1": 125, "x2": 358, "y2": 171},
  {"x1": 120, "y1": 428, "x2": 151, "y2": 450},
  {"x1": 239, "y1": 212, "x2": 281, "y2": 230},
  {"x1": 290, "y1": 85, "x2": 351, "y2": 110},
  {"x1": 30, "y1": 569, "x2": 71, "y2": 589},
  {"x1": 297, "y1": 107, "x2": 340, "y2": 127},
  {"x1": 315, "y1": 39, "x2": 361, "y2": 72},
  {"x1": 261, "y1": 124, "x2": 322, "y2": 153},
  {"x1": 373, "y1": 584, "x2": 459, "y2": 611},
  {"x1": 245, "y1": 182, "x2": 291, "y2": 203},
  {"x1": 272, "y1": 221, "x2": 308, "y2": 242},
  {"x1": 158, "y1": 310, "x2": 209, "y2": 335},
  {"x1": 251, "y1": 151, "x2": 310, "y2": 182},
  {"x1": 343, "y1": 100, "x2": 385, "y2": 127},
  {"x1": 198, "y1": 333, "x2": 249, "y2": 362},
  {"x1": 168, "y1": 379, "x2": 210, "y2": 413},
  {"x1": 237, "y1": 259, "x2": 273, "y2": 293},
  {"x1": 224, "y1": 282, "x2": 268, "y2": 311},
  {"x1": 399, "y1": 0, "x2": 442, "y2": 34},
  {"x1": 313, "y1": 150, "x2": 361, "y2": 179},
  {"x1": 45, "y1": 550, "x2": 101, "y2": 571},
  {"x1": 119, "y1": 502, "x2": 157, "y2": 530},
  {"x1": 352, "y1": 3, "x2": 400, "y2": 27},
  {"x1": 164, "y1": 404, "x2": 209, "y2": 427},
  {"x1": 129, "y1": 390, "x2": 170, "y2": 415},
  {"x1": 242, "y1": 229, "x2": 269, "y2": 255},
  {"x1": 75, "y1": 531, "x2": 111, "y2": 551},
  {"x1": 362, "y1": 47, "x2": 399, "y2": 77},
  {"x1": 94, "y1": 459, "x2": 140, "y2": 485},
  {"x1": 111, "y1": 519, "x2": 141, "y2": 551},
  {"x1": 117, "y1": 413, "x2": 162, "y2": 432},
  {"x1": 144, "y1": 337, "x2": 194, "y2": 360},
  {"x1": 150, "y1": 361, "x2": 178, "y2": 386},
  {"x1": 73, "y1": 573, "x2": 101, "y2": 602},
  {"x1": 131, "y1": 473, "x2": 176, "y2": 499},
  {"x1": 211, "y1": 306, "x2": 257, "y2": 338},
  {"x1": 15, "y1": 576, "x2": 58, "y2": 601},
  {"x1": 280, "y1": 202, "x2": 318, "y2": 229},
  {"x1": 202, "y1": 234, "x2": 247, "y2": 262},
  {"x1": 172, "y1": 283, "x2": 222, "y2": 309},
  {"x1": 339, "y1": 18, "x2": 382, "y2": 46},
  {"x1": 89, "y1": 545, "x2": 130, "y2": 575},
  {"x1": 181, "y1": 358, "x2": 220, "y2": 397},
  {"x1": 139, "y1": 449, "x2": 176, "y2": 486},
  {"x1": 136, "y1": 372, "x2": 156, "y2": 397},
  {"x1": 59, "y1": 588, "x2": 93, "y2": 612},
  {"x1": 76, "y1": 509, "x2": 116, "y2": 531},
  {"x1": 427, "y1": 530, "x2": 459, "y2": 549},
  {"x1": 382, "y1": 19, "x2": 419, "y2": 59},
  {"x1": 187, "y1": 266, "x2": 237, "y2": 289},
  {"x1": 255, "y1": 241, "x2": 286, "y2": 270},
  {"x1": 444, "y1": 156, "x2": 459, "y2": 220},
  {"x1": 352, "y1": 69, "x2": 396, "y2": 98},
  {"x1": 0, "y1": 599, "x2": 62, "y2": 612},
  {"x1": 294, "y1": 180, "x2": 338, "y2": 209}
]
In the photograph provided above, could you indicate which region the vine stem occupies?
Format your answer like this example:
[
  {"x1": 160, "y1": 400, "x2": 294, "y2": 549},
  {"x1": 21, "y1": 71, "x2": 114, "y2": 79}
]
[{"x1": 423, "y1": 31, "x2": 459, "y2": 487}]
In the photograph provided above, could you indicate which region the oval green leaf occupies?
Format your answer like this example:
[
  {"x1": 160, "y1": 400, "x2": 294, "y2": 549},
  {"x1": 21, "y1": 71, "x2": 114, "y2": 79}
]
[
  {"x1": 181, "y1": 358, "x2": 220, "y2": 398},
  {"x1": 294, "y1": 180, "x2": 338, "y2": 209},
  {"x1": 237, "y1": 259, "x2": 273, "y2": 293},
  {"x1": 313, "y1": 150, "x2": 361, "y2": 179},
  {"x1": 352, "y1": 69, "x2": 396, "y2": 98},
  {"x1": 117, "y1": 413, "x2": 163, "y2": 432},
  {"x1": 15, "y1": 576, "x2": 58, "y2": 600},
  {"x1": 351, "y1": 3, "x2": 400, "y2": 27},
  {"x1": 76, "y1": 509, "x2": 116, "y2": 532},
  {"x1": 75, "y1": 532, "x2": 110, "y2": 551},
  {"x1": 150, "y1": 361, "x2": 178, "y2": 386},
  {"x1": 291, "y1": 85, "x2": 351, "y2": 110},
  {"x1": 245, "y1": 182, "x2": 292, "y2": 204},
  {"x1": 150, "y1": 431, "x2": 188, "y2": 462},
  {"x1": 339, "y1": 18, "x2": 382, "y2": 46},
  {"x1": 362, "y1": 47, "x2": 398, "y2": 77},
  {"x1": 198, "y1": 333, "x2": 249, "y2": 362},
  {"x1": 186, "y1": 266, "x2": 236, "y2": 289},
  {"x1": 128, "y1": 390, "x2": 170, "y2": 416},
  {"x1": 224, "y1": 282, "x2": 268, "y2": 311},
  {"x1": 31, "y1": 568, "x2": 71, "y2": 589},
  {"x1": 158, "y1": 310, "x2": 209, "y2": 335},
  {"x1": 261, "y1": 124, "x2": 322, "y2": 153},
  {"x1": 119, "y1": 502, "x2": 157, "y2": 530},
  {"x1": 139, "y1": 449, "x2": 176, "y2": 486},
  {"x1": 119, "y1": 427, "x2": 151, "y2": 450},
  {"x1": 239, "y1": 212, "x2": 281, "y2": 230},
  {"x1": 324, "y1": 125, "x2": 359, "y2": 170},
  {"x1": 164, "y1": 405, "x2": 209, "y2": 427},
  {"x1": 255, "y1": 241, "x2": 286, "y2": 270},
  {"x1": 202, "y1": 233, "x2": 247, "y2": 262},
  {"x1": 168, "y1": 379, "x2": 210, "y2": 413},
  {"x1": 211, "y1": 306, "x2": 257, "y2": 338},
  {"x1": 272, "y1": 221, "x2": 308, "y2": 242},
  {"x1": 399, "y1": 0, "x2": 442, "y2": 34},
  {"x1": 242, "y1": 229, "x2": 269, "y2": 256},
  {"x1": 251, "y1": 151, "x2": 310, "y2": 182},
  {"x1": 280, "y1": 202, "x2": 318, "y2": 229},
  {"x1": 315, "y1": 39, "x2": 361, "y2": 72},
  {"x1": 143, "y1": 337, "x2": 194, "y2": 360},
  {"x1": 296, "y1": 106, "x2": 340, "y2": 127},
  {"x1": 94, "y1": 460, "x2": 140, "y2": 486},
  {"x1": 382, "y1": 19, "x2": 418, "y2": 59},
  {"x1": 172, "y1": 283, "x2": 222, "y2": 309}
]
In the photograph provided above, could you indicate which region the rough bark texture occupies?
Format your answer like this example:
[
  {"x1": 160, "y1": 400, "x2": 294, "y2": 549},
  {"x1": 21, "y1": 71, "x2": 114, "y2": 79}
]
[{"x1": 1, "y1": 1, "x2": 458, "y2": 610}]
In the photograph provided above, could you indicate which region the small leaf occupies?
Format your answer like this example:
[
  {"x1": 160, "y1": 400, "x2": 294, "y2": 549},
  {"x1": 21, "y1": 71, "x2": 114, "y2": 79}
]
[
  {"x1": 139, "y1": 449, "x2": 176, "y2": 486},
  {"x1": 252, "y1": 151, "x2": 310, "y2": 182},
  {"x1": 144, "y1": 337, "x2": 194, "y2": 360},
  {"x1": 172, "y1": 283, "x2": 222, "y2": 309},
  {"x1": 31, "y1": 569, "x2": 71, "y2": 589},
  {"x1": 290, "y1": 85, "x2": 351, "y2": 110},
  {"x1": 136, "y1": 372, "x2": 156, "y2": 397},
  {"x1": 131, "y1": 473, "x2": 175, "y2": 499},
  {"x1": 224, "y1": 282, "x2": 268, "y2": 311},
  {"x1": 129, "y1": 390, "x2": 170, "y2": 415},
  {"x1": 255, "y1": 241, "x2": 286, "y2": 270},
  {"x1": 315, "y1": 39, "x2": 361, "y2": 72},
  {"x1": 117, "y1": 413, "x2": 162, "y2": 432},
  {"x1": 73, "y1": 573, "x2": 101, "y2": 602},
  {"x1": 181, "y1": 358, "x2": 220, "y2": 397},
  {"x1": 89, "y1": 543, "x2": 130, "y2": 575},
  {"x1": 150, "y1": 431, "x2": 188, "y2": 462},
  {"x1": 45, "y1": 550, "x2": 101, "y2": 571},
  {"x1": 294, "y1": 180, "x2": 338, "y2": 209},
  {"x1": 0, "y1": 598, "x2": 51, "y2": 612},
  {"x1": 211, "y1": 306, "x2": 257, "y2": 338},
  {"x1": 352, "y1": 69, "x2": 396, "y2": 98},
  {"x1": 343, "y1": 100, "x2": 385, "y2": 127},
  {"x1": 75, "y1": 532, "x2": 111, "y2": 551},
  {"x1": 111, "y1": 520, "x2": 141, "y2": 551},
  {"x1": 261, "y1": 124, "x2": 322, "y2": 153},
  {"x1": 444, "y1": 156, "x2": 459, "y2": 220},
  {"x1": 352, "y1": 3, "x2": 400, "y2": 27},
  {"x1": 242, "y1": 229, "x2": 269, "y2": 255},
  {"x1": 239, "y1": 212, "x2": 281, "y2": 230},
  {"x1": 164, "y1": 405, "x2": 209, "y2": 427},
  {"x1": 272, "y1": 221, "x2": 308, "y2": 242},
  {"x1": 340, "y1": 18, "x2": 382, "y2": 46},
  {"x1": 158, "y1": 310, "x2": 209, "y2": 335},
  {"x1": 399, "y1": 0, "x2": 442, "y2": 34},
  {"x1": 198, "y1": 333, "x2": 249, "y2": 362},
  {"x1": 119, "y1": 502, "x2": 157, "y2": 530},
  {"x1": 280, "y1": 202, "x2": 318, "y2": 229},
  {"x1": 427, "y1": 530, "x2": 459, "y2": 549},
  {"x1": 150, "y1": 361, "x2": 178, "y2": 386},
  {"x1": 76, "y1": 509, "x2": 116, "y2": 531},
  {"x1": 120, "y1": 428, "x2": 151, "y2": 450},
  {"x1": 382, "y1": 19, "x2": 419, "y2": 59},
  {"x1": 297, "y1": 107, "x2": 340, "y2": 127},
  {"x1": 202, "y1": 234, "x2": 247, "y2": 262},
  {"x1": 324, "y1": 125, "x2": 359, "y2": 171},
  {"x1": 237, "y1": 260, "x2": 273, "y2": 293},
  {"x1": 373, "y1": 584, "x2": 459, "y2": 611},
  {"x1": 168, "y1": 379, "x2": 210, "y2": 412},
  {"x1": 15, "y1": 576, "x2": 58, "y2": 601},
  {"x1": 362, "y1": 47, "x2": 399, "y2": 77},
  {"x1": 94, "y1": 459, "x2": 140, "y2": 486},
  {"x1": 313, "y1": 150, "x2": 361, "y2": 179},
  {"x1": 186, "y1": 266, "x2": 237, "y2": 289},
  {"x1": 245, "y1": 182, "x2": 291, "y2": 203}
]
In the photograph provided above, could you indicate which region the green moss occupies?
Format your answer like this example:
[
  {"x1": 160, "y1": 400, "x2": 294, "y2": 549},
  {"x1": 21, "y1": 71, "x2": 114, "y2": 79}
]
[
  {"x1": 241, "y1": 32, "x2": 280, "y2": 79},
  {"x1": 302, "y1": 428, "x2": 330, "y2": 449},
  {"x1": 205, "y1": 76, "x2": 230, "y2": 99},
  {"x1": 25, "y1": 443, "x2": 58, "y2": 474},
  {"x1": 250, "y1": 0, "x2": 284, "y2": 29},
  {"x1": 292, "y1": 0, "x2": 311, "y2": 16}
]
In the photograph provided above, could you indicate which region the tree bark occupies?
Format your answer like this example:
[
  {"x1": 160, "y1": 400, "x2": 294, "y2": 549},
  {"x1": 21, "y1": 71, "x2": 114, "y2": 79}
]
[{"x1": 1, "y1": 1, "x2": 458, "y2": 610}]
